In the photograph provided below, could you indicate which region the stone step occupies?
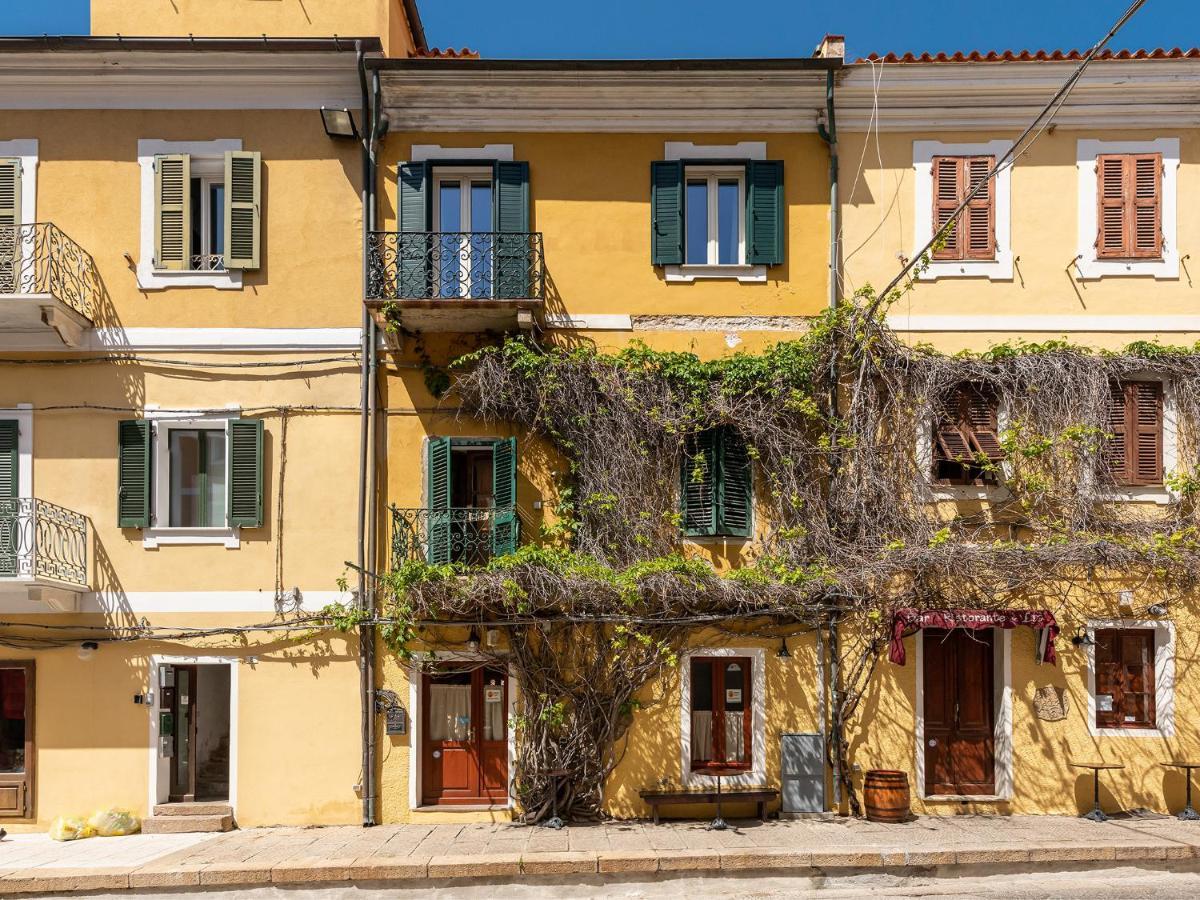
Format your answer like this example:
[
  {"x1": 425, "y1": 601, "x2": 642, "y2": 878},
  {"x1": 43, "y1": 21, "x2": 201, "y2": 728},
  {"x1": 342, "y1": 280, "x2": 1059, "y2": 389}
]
[
  {"x1": 152, "y1": 801, "x2": 233, "y2": 817},
  {"x1": 142, "y1": 813, "x2": 233, "y2": 834}
]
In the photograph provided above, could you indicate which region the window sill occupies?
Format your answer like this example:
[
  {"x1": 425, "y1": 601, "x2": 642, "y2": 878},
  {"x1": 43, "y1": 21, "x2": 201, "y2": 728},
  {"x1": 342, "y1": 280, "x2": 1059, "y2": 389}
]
[
  {"x1": 665, "y1": 264, "x2": 767, "y2": 284},
  {"x1": 143, "y1": 527, "x2": 241, "y2": 549},
  {"x1": 1073, "y1": 256, "x2": 1178, "y2": 280},
  {"x1": 929, "y1": 485, "x2": 1010, "y2": 502},
  {"x1": 1103, "y1": 487, "x2": 1174, "y2": 505},
  {"x1": 1092, "y1": 725, "x2": 1171, "y2": 738},
  {"x1": 918, "y1": 253, "x2": 1013, "y2": 281},
  {"x1": 137, "y1": 265, "x2": 243, "y2": 291}
]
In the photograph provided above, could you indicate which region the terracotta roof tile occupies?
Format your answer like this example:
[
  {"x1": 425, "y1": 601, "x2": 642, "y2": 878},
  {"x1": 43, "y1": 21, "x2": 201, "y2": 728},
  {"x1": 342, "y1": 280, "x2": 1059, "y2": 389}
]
[
  {"x1": 413, "y1": 47, "x2": 480, "y2": 59},
  {"x1": 856, "y1": 47, "x2": 1200, "y2": 64}
]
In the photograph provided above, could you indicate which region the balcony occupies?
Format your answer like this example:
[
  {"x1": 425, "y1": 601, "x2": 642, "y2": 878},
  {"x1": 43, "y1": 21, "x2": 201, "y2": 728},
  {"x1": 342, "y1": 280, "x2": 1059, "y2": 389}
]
[
  {"x1": 0, "y1": 224, "x2": 100, "y2": 347},
  {"x1": 0, "y1": 498, "x2": 89, "y2": 610},
  {"x1": 367, "y1": 231, "x2": 544, "y2": 332},
  {"x1": 390, "y1": 506, "x2": 521, "y2": 568}
]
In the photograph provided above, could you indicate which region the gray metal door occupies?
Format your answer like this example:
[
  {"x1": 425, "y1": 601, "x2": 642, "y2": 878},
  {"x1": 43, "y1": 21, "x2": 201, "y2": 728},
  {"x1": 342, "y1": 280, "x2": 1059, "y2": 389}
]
[{"x1": 781, "y1": 732, "x2": 824, "y2": 813}]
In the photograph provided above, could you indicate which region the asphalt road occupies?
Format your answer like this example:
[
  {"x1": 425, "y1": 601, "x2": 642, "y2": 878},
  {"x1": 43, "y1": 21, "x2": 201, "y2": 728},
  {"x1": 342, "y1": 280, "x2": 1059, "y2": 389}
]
[{"x1": 76, "y1": 863, "x2": 1200, "y2": 899}]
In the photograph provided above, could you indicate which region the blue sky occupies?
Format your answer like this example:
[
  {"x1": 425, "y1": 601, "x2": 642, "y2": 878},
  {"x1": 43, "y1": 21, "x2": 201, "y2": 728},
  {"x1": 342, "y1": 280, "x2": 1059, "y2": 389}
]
[{"x1": 4, "y1": 0, "x2": 1198, "y2": 60}]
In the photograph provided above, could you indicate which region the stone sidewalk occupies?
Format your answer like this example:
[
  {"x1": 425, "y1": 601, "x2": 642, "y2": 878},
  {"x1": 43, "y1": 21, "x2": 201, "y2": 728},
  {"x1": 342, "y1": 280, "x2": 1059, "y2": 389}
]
[{"x1": 5, "y1": 814, "x2": 1200, "y2": 894}]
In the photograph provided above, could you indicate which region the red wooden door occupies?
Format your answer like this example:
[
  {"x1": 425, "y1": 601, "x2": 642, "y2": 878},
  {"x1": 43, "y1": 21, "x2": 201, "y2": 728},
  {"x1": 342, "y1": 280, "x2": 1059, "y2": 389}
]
[
  {"x1": 923, "y1": 629, "x2": 995, "y2": 795},
  {"x1": 423, "y1": 667, "x2": 508, "y2": 805}
]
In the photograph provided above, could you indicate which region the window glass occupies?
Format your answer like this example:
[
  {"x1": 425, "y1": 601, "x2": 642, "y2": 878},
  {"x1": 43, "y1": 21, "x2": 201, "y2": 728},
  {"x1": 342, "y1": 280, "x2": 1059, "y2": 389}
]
[
  {"x1": 0, "y1": 668, "x2": 26, "y2": 774},
  {"x1": 209, "y1": 182, "x2": 225, "y2": 257},
  {"x1": 686, "y1": 180, "x2": 709, "y2": 265},
  {"x1": 717, "y1": 179, "x2": 740, "y2": 265},
  {"x1": 470, "y1": 181, "x2": 494, "y2": 298},
  {"x1": 169, "y1": 428, "x2": 226, "y2": 527},
  {"x1": 689, "y1": 656, "x2": 751, "y2": 770},
  {"x1": 189, "y1": 178, "x2": 203, "y2": 270},
  {"x1": 206, "y1": 430, "x2": 227, "y2": 526}
]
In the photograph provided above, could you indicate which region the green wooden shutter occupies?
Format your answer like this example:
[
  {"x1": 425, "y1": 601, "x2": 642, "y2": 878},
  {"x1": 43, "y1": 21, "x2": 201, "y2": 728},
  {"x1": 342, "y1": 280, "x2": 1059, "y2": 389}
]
[
  {"x1": 0, "y1": 420, "x2": 18, "y2": 577},
  {"x1": 493, "y1": 161, "x2": 531, "y2": 299},
  {"x1": 746, "y1": 160, "x2": 784, "y2": 266},
  {"x1": 227, "y1": 419, "x2": 263, "y2": 527},
  {"x1": 491, "y1": 436, "x2": 518, "y2": 558},
  {"x1": 154, "y1": 154, "x2": 190, "y2": 271},
  {"x1": 426, "y1": 436, "x2": 452, "y2": 564},
  {"x1": 717, "y1": 427, "x2": 752, "y2": 538},
  {"x1": 397, "y1": 161, "x2": 430, "y2": 298},
  {"x1": 117, "y1": 419, "x2": 151, "y2": 528},
  {"x1": 223, "y1": 151, "x2": 261, "y2": 270},
  {"x1": 651, "y1": 161, "x2": 684, "y2": 266},
  {"x1": 0, "y1": 159, "x2": 21, "y2": 293},
  {"x1": 682, "y1": 429, "x2": 717, "y2": 536}
]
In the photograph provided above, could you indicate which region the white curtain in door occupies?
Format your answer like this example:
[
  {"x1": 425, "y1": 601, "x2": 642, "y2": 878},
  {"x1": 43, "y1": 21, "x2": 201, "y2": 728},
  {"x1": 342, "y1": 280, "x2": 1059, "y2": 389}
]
[
  {"x1": 725, "y1": 711, "x2": 747, "y2": 762},
  {"x1": 691, "y1": 710, "x2": 713, "y2": 760},
  {"x1": 429, "y1": 685, "x2": 471, "y2": 741}
]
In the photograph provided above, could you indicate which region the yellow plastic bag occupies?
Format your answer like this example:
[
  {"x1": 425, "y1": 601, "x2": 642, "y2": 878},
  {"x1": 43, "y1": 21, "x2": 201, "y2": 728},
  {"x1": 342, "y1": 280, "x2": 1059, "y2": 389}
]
[
  {"x1": 88, "y1": 808, "x2": 141, "y2": 837},
  {"x1": 48, "y1": 815, "x2": 96, "y2": 842}
]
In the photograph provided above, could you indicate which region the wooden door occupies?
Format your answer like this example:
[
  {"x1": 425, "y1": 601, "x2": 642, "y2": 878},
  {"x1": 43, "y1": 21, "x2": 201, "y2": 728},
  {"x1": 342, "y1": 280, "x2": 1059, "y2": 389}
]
[
  {"x1": 0, "y1": 661, "x2": 33, "y2": 818},
  {"x1": 169, "y1": 665, "x2": 199, "y2": 802},
  {"x1": 423, "y1": 666, "x2": 508, "y2": 805},
  {"x1": 923, "y1": 629, "x2": 995, "y2": 796}
]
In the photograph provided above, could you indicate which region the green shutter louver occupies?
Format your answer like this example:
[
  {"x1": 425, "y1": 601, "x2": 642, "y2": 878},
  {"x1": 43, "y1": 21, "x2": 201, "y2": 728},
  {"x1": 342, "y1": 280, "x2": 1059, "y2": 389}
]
[
  {"x1": 718, "y1": 427, "x2": 753, "y2": 537},
  {"x1": 491, "y1": 436, "x2": 518, "y2": 557},
  {"x1": 0, "y1": 159, "x2": 21, "y2": 293},
  {"x1": 493, "y1": 161, "x2": 531, "y2": 299},
  {"x1": 426, "y1": 436, "x2": 452, "y2": 564},
  {"x1": 223, "y1": 151, "x2": 261, "y2": 270},
  {"x1": 651, "y1": 160, "x2": 684, "y2": 266},
  {"x1": 682, "y1": 428, "x2": 717, "y2": 536},
  {"x1": 0, "y1": 420, "x2": 16, "y2": 577},
  {"x1": 117, "y1": 419, "x2": 151, "y2": 528},
  {"x1": 398, "y1": 161, "x2": 430, "y2": 298},
  {"x1": 746, "y1": 160, "x2": 784, "y2": 266},
  {"x1": 227, "y1": 418, "x2": 263, "y2": 528},
  {"x1": 154, "y1": 154, "x2": 190, "y2": 271}
]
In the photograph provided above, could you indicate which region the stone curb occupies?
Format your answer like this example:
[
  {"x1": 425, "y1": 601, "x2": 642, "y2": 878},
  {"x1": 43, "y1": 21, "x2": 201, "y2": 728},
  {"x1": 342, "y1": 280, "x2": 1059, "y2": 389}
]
[{"x1": 0, "y1": 842, "x2": 1193, "y2": 894}]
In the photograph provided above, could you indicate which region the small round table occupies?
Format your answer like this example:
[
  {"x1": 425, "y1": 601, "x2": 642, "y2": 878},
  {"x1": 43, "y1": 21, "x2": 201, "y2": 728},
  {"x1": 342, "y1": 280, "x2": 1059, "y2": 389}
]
[
  {"x1": 1069, "y1": 761, "x2": 1125, "y2": 822},
  {"x1": 1163, "y1": 762, "x2": 1200, "y2": 821},
  {"x1": 705, "y1": 766, "x2": 746, "y2": 831}
]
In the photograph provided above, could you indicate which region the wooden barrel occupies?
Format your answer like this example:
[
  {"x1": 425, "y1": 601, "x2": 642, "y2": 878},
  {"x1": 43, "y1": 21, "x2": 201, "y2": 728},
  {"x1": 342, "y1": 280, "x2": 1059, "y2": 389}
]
[{"x1": 864, "y1": 769, "x2": 910, "y2": 823}]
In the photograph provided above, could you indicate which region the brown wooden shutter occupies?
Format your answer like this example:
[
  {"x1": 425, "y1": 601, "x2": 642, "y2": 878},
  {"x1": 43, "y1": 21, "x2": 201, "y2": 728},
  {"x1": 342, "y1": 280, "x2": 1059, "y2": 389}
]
[
  {"x1": 932, "y1": 157, "x2": 962, "y2": 260},
  {"x1": 964, "y1": 385, "x2": 1003, "y2": 461},
  {"x1": 1130, "y1": 381, "x2": 1163, "y2": 486},
  {"x1": 1096, "y1": 154, "x2": 1162, "y2": 260},
  {"x1": 964, "y1": 157, "x2": 995, "y2": 260},
  {"x1": 1103, "y1": 381, "x2": 1129, "y2": 483},
  {"x1": 1132, "y1": 154, "x2": 1162, "y2": 258}
]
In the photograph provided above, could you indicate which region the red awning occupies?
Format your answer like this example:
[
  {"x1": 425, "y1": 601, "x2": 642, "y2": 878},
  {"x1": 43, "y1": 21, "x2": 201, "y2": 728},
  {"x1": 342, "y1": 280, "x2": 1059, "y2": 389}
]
[{"x1": 889, "y1": 608, "x2": 1059, "y2": 666}]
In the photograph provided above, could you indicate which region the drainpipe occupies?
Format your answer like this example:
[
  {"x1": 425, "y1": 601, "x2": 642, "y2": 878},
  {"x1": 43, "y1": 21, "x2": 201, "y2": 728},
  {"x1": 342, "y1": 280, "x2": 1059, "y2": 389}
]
[
  {"x1": 355, "y1": 41, "x2": 377, "y2": 828},
  {"x1": 817, "y1": 68, "x2": 839, "y2": 312},
  {"x1": 828, "y1": 611, "x2": 842, "y2": 810}
]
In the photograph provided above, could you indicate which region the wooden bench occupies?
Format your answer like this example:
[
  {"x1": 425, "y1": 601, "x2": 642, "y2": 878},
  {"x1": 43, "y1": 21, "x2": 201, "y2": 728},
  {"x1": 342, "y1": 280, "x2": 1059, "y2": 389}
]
[{"x1": 639, "y1": 788, "x2": 778, "y2": 825}]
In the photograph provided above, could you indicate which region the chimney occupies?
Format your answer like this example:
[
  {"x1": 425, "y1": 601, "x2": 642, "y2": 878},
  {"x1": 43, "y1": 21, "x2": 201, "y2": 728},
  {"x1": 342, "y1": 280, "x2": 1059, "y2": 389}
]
[{"x1": 814, "y1": 34, "x2": 846, "y2": 60}]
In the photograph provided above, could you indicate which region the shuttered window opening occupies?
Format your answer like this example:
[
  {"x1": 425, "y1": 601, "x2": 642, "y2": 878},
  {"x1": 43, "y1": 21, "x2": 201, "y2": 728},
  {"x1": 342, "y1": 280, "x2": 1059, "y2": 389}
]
[
  {"x1": 424, "y1": 437, "x2": 520, "y2": 564},
  {"x1": 0, "y1": 159, "x2": 22, "y2": 294},
  {"x1": 153, "y1": 151, "x2": 261, "y2": 273},
  {"x1": 931, "y1": 156, "x2": 995, "y2": 261},
  {"x1": 682, "y1": 426, "x2": 753, "y2": 538},
  {"x1": 651, "y1": 160, "x2": 783, "y2": 267},
  {"x1": 932, "y1": 383, "x2": 1004, "y2": 485},
  {"x1": 1094, "y1": 628, "x2": 1156, "y2": 728},
  {"x1": 1103, "y1": 380, "x2": 1163, "y2": 486},
  {"x1": 1096, "y1": 153, "x2": 1162, "y2": 260},
  {"x1": 0, "y1": 420, "x2": 18, "y2": 578}
]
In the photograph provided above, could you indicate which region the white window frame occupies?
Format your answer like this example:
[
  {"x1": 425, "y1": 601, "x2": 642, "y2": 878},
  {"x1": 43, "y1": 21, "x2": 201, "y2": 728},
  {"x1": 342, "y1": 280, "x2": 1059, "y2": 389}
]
[
  {"x1": 137, "y1": 139, "x2": 242, "y2": 291},
  {"x1": 1075, "y1": 138, "x2": 1179, "y2": 280},
  {"x1": 664, "y1": 141, "x2": 767, "y2": 283},
  {"x1": 684, "y1": 166, "x2": 746, "y2": 267},
  {"x1": 680, "y1": 646, "x2": 766, "y2": 788},
  {"x1": 0, "y1": 140, "x2": 36, "y2": 228},
  {"x1": 142, "y1": 405, "x2": 241, "y2": 548},
  {"x1": 913, "y1": 140, "x2": 1013, "y2": 281},
  {"x1": 1085, "y1": 618, "x2": 1175, "y2": 738}
]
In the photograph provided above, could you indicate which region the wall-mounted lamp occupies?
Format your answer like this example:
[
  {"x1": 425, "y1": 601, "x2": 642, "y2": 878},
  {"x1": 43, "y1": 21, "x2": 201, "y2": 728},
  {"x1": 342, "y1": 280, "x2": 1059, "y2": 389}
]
[
  {"x1": 1070, "y1": 628, "x2": 1094, "y2": 648},
  {"x1": 776, "y1": 637, "x2": 791, "y2": 660},
  {"x1": 1148, "y1": 604, "x2": 1169, "y2": 618},
  {"x1": 320, "y1": 106, "x2": 360, "y2": 141},
  {"x1": 467, "y1": 627, "x2": 480, "y2": 653},
  {"x1": 78, "y1": 641, "x2": 99, "y2": 661},
  {"x1": 485, "y1": 627, "x2": 500, "y2": 648}
]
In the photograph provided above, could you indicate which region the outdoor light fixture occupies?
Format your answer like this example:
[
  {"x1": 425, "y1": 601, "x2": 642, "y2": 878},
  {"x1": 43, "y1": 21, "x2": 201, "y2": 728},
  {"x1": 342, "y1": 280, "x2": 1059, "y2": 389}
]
[
  {"x1": 467, "y1": 627, "x2": 481, "y2": 652},
  {"x1": 320, "y1": 106, "x2": 360, "y2": 140},
  {"x1": 1070, "y1": 628, "x2": 1094, "y2": 648},
  {"x1": 776, "y1": 637, "x2": 791, "y2": 660},
  {"x1": 485, "y1": 627, "x2": 500, "y2": 648},
  {"x1": 78, "y1": 641, "x2": 99, "y2": 661},
  {"x1": 1148, "y1": 604, "x2": 1169, "y2": 618}
]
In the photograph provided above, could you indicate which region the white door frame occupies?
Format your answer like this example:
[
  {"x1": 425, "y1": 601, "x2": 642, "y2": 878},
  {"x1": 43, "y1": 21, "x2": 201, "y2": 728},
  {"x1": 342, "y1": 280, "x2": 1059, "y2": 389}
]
[
  {"x1": 408, "y1": 651, "x2": 517, "y2": 810},
  {"x1": 147, "y1": 655, "x2": 239, "y2": 812}
]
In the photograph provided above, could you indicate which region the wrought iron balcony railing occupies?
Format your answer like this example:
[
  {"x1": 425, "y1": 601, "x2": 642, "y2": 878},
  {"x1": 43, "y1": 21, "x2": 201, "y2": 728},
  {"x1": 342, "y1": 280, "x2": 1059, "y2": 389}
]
[
  {"x1": 0, "y1": 223, "x2": 101, "y2": 322},
  {"x1": 0, "y1": 498, "x2": 89, "y2": 589},
  {"x1": 368, "y1": 232, "x2": 545, "y2": 302},
  {"x1": 390, "y1": 506, "x2": 520, "y2": 568}
]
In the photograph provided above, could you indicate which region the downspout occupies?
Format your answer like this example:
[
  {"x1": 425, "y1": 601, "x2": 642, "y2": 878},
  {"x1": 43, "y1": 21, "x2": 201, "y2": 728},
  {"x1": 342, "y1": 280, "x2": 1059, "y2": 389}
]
[
  {"x1": 355, "y1": 41, "x2": 377, "y2": 828},
  {"x1": 817, "y1": 66, "x2": 843, "y2": 812}
]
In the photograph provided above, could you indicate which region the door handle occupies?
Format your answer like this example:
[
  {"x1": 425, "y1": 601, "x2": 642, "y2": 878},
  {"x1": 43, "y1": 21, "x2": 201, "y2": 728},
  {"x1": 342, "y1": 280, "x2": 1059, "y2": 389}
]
[{"x1": 954, "y1": 701, "x2": 959, "y2": 727}]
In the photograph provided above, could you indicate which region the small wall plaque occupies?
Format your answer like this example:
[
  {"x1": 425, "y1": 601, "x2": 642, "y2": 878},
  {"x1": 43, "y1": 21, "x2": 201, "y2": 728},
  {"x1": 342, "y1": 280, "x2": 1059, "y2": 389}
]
[
  {"x1": 385, "y1": 706, "x2": 408, "y2": 736},
  {"x1": 1033, "y1": 685, "x2": 1070, "y2": 721}
]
